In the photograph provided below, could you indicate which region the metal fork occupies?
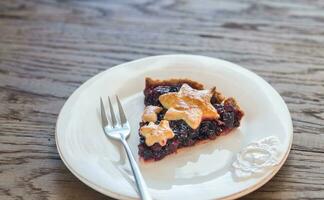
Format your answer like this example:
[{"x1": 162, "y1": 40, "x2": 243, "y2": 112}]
[{"x1": 100, "y1": 96, "x2": 151, "y2": 200}]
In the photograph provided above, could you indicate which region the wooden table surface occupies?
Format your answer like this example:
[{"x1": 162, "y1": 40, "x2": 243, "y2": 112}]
[{"x1": 1, "y1": 0, "x2": 324, "y2": 199}]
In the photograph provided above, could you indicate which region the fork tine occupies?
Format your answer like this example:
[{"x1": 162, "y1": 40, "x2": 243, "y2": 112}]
[
  {"x1": 100, "y1": 97, "x2": 109, "y2": 127},
  {"x1": 108, "y1": 96, "x2": 118, "y2": 127},
  {"x1": 116, "y1": 95, "x2": 127, "y2": 125}
]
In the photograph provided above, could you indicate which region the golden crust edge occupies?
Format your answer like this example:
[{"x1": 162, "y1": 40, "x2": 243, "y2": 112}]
[
  {"x1": 145, "y1": 77, "x2": 204, "y2": 90},
  {"x1": 144, "y1": 77, "x2": 244, "y2": 117}
]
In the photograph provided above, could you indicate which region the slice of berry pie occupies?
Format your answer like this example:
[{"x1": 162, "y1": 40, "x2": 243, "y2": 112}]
[{"x1": 138, "y1": 78, "x2": 244, "y2": 161}]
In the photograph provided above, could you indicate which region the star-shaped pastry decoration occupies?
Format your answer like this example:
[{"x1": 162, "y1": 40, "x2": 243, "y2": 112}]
[
  {"x1": 159, "y1": 84, "x2": 219, "y2": 129},
  {"x1": 140, "y1": 120, "x2": 175, "y2": 146},
  {"x1": 142, "y1": 105, "x2": 163, "y2": 122}
]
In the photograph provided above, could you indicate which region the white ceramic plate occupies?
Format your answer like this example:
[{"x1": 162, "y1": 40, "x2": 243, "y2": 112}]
[{"x1": 56, "y1": 55, "x2": 293, "y2": 200}]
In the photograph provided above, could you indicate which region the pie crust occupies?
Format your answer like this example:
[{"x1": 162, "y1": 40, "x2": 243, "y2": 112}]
[{"x1": 138, "y1": 78, "x2": 244, "y2": 161}]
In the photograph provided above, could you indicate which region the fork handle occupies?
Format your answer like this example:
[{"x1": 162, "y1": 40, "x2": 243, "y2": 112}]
[{"x1": 120, "y1": 135, "x2": 152, "y2": 200}]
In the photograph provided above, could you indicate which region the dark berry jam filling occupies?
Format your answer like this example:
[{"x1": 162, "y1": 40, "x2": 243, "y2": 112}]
[
  {"x1": 139, "y1": 83, "x2": 243, "y2": 161},
  {"x1": 144, "y1": 85, "x2": 181, "y2": 106}
]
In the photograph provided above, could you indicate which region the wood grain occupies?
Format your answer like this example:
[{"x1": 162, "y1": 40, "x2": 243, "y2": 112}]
[{"x1": 0, "y1": 0, "x2": 323, "y2": 199}]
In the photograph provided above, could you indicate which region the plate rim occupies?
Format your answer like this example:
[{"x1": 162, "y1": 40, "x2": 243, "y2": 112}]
[{"x1": 55, "y1": 54, "x2": 293, "y2": 200}]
